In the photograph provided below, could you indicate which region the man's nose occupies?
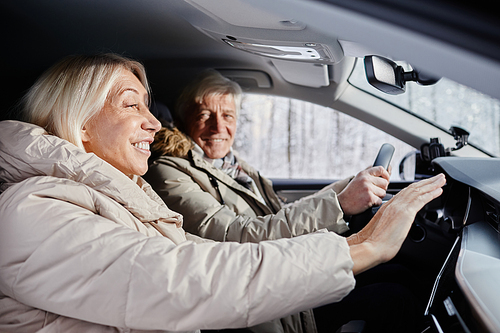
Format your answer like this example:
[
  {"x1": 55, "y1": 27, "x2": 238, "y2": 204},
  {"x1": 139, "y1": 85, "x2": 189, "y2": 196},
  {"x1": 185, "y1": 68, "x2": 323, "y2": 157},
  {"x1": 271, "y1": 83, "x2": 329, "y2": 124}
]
[{"x1": 210, "y1": 113, "x2": 225, "y2": 132}]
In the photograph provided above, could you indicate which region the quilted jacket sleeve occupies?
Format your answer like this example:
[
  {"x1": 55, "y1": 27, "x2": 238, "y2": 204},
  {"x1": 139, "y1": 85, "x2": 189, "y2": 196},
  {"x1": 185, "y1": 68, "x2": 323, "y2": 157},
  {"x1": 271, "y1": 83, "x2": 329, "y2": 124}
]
[
  {"x1": 0, "y1": 178, "x2": 355, "y2": 332},
  {"x1": 144, "y1": 159, "x2": 349, "y2": 243}
]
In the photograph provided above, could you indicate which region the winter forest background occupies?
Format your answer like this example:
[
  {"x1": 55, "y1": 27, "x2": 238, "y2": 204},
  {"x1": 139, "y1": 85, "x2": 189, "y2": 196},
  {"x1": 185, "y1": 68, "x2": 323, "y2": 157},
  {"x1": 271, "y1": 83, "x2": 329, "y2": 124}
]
[
  {"x1": 233, "y1": 62, "x2": 500, "y2": 181},
  {"x1": 233, "y1": 94, "x2": 415, "y2": 181}
]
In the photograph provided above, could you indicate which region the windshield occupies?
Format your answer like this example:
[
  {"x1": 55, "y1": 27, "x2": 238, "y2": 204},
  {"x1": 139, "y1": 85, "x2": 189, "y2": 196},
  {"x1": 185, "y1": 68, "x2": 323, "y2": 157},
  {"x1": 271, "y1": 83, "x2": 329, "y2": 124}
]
[{"x1": 349, "y1": 60, "x2": 500, "y2": 157}]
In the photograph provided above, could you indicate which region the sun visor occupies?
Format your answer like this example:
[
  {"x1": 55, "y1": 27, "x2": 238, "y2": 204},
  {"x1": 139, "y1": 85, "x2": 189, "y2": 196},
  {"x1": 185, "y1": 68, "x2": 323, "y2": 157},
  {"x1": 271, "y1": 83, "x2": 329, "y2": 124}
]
[
  {"x1": 186, "y1": 0, "x2": 305, "y2": 30},
  {"x1": 217, "y1": 69, "x2": 272, "y2": 89},
  {"x1": 181, "y1": 0, "x2": 344, "y2": 64},
  {"x1": 272, "y1": 60, "x2": 330, "y2": 88}
]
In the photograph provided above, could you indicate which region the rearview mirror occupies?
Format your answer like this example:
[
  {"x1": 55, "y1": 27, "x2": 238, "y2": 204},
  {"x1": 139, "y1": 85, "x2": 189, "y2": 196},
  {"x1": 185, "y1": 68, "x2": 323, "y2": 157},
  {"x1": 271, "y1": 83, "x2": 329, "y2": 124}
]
[{"x1": 364, "y1": 55, "x2": 440, "y2": 95}]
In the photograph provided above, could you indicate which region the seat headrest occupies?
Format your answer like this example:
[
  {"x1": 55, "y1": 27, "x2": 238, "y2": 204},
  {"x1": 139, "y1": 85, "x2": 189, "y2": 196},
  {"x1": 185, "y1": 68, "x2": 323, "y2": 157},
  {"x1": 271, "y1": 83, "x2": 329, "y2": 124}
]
[{"x1": 150, "y1": 101, "x2": 173, "y2": 125}]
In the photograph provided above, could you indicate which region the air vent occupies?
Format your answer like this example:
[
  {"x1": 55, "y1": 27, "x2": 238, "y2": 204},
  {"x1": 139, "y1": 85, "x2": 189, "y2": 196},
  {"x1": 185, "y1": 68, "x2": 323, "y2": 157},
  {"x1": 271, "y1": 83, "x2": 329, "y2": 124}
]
[{"x1": 483, "y1": 195, "x2": 500, "y2": 229}]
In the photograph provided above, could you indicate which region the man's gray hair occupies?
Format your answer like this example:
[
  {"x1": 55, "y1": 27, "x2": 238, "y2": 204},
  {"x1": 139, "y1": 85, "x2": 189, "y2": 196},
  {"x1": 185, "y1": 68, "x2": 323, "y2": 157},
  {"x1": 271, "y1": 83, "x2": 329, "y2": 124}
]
[{"x1": 175, "y1": 69, "x2": 242, "y2": 130}]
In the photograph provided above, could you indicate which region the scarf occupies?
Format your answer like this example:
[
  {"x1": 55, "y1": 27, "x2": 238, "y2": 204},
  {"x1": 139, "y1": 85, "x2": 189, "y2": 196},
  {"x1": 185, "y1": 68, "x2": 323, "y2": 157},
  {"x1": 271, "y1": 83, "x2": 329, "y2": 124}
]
[{"x1": 192, "y1": 144, "x2": 266, "y2": 204}]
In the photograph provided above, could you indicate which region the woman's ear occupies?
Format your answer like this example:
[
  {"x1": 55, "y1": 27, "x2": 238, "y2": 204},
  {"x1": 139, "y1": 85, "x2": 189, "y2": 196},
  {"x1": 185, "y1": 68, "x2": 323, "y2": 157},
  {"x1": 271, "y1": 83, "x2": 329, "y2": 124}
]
[
  {"x1": 81, "y1": 124, "x2": 90, "y2": 143},
  {"x1": 81, "y1": 125, "x2": 93, "y2": 153}
]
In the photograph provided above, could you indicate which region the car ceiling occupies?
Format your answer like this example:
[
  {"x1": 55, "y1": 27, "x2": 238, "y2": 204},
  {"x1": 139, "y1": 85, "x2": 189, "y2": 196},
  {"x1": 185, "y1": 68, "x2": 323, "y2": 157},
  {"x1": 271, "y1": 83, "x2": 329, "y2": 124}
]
[{"x1": 2, "y1": 0, "x2": 499, "y2": 121}]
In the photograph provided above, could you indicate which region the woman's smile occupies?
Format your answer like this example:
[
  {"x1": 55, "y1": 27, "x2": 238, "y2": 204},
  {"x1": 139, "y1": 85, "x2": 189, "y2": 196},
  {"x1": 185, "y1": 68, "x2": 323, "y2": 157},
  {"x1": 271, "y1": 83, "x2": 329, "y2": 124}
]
[
  {"x1": 132, "y1": 141, "x2": 152, "y2": 153},
  {"x1": 82, "y1": 69, "x2": 161, "y2": 176}
]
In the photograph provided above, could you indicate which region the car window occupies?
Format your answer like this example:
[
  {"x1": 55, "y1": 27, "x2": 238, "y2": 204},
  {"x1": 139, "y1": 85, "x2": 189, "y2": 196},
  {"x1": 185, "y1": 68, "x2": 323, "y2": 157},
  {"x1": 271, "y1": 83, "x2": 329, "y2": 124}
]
[
  {"x1": 234, "y1": 93, "x2": 415, "y2": 181},
  {"x1": 349, "y1": 60, "x2": 500, "y2": 157}
]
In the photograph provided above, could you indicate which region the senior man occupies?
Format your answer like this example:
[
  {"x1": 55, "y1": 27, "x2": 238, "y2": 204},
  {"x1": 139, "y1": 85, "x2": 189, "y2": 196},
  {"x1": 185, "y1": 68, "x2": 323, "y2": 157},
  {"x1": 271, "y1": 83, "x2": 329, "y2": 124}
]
[
  {"x1": 143, "y1": 69, "x2": 423, "y2": 333},
  {"x1": 145, "y1": 69, "x2": 391, "y2": 243}
]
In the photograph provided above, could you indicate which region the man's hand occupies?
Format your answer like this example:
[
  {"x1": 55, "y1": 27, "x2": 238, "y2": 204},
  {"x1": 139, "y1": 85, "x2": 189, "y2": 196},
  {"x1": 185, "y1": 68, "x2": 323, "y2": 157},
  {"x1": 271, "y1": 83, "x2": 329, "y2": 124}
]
[{"x1": 337, "y1": 166, "x2": 391, "y2": 216}]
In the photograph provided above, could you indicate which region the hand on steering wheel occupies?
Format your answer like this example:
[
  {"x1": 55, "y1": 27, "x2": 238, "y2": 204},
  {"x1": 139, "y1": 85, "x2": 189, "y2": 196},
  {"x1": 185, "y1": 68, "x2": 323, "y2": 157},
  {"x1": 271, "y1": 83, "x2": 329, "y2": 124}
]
[{"x1": 338, "y1": 143, "x2": 394, "y2": 216}]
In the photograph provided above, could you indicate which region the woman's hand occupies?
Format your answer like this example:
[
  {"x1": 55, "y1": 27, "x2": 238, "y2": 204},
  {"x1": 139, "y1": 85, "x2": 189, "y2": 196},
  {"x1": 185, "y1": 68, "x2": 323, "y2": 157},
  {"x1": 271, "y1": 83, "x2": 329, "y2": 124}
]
[{"x1": 347, "y1": 173, "x2": 446, "y2": 275}]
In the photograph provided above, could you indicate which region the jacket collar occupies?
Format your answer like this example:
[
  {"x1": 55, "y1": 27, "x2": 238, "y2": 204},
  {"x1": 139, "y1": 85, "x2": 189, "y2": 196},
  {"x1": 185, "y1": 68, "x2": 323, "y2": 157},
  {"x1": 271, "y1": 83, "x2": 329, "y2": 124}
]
[
  {"x1": 189, "y1": 149, "x2": 262, "y2": 198},
  {"x1": 188, "y1": 148, "x2": 282, "y2": 211},
  {"x1": 0, "y1": 120, "x2": 183, "y2": 228}
]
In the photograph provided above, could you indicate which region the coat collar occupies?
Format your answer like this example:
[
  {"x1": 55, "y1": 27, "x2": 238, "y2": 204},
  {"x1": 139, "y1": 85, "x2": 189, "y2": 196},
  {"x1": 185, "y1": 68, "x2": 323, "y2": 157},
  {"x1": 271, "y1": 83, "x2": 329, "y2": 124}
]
[
  {"x1": 188, "y1": 149, "x2": 282, "y2": 211},
  {"x1": 189, "y1": 149, "x2": 263, "y2": 198},
  {"x1": 0, "y1": 120, "x2": 184, "y2": 230}
]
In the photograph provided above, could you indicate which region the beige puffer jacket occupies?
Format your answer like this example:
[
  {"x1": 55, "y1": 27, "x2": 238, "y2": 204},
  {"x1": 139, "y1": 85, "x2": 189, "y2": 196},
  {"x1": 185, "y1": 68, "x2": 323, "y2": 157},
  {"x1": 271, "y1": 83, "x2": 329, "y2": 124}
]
[
  {"x1": 145, "y1": 151, "x2": 351, "y2": 243},
  {"x1": 0, "y1": 120, "x2": 355, "y2": 333}
]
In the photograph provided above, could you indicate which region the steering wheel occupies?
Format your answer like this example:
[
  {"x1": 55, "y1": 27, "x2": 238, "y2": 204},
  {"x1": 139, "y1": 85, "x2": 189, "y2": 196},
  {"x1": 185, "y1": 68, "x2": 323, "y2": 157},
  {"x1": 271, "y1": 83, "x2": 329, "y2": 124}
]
[{"x1": 344, "y1": 144, "x2": 395, "y2": 234}]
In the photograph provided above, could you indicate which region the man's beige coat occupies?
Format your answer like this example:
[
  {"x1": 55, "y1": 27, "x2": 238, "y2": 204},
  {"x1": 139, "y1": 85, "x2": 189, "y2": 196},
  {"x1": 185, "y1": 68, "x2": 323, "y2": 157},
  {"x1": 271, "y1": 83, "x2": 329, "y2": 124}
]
[{"x1": 145, "y1": 151, "x2": 351, "y2": 243}]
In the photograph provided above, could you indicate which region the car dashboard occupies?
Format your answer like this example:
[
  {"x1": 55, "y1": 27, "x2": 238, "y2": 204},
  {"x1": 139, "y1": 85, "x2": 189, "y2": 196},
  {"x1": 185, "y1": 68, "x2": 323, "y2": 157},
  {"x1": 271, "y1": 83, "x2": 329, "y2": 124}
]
[
  {"x1": 274, "y1": 156, "x2": 500, "y2": 332},
  {"x1": 425, "y1": 157, "x2": 500, "y2": 332}
]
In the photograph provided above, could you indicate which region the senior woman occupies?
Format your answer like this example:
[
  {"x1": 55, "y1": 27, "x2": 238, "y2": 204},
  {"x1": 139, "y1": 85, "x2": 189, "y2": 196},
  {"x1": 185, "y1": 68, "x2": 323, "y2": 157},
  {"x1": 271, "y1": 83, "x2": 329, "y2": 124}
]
[{"x1": 0, "y1": 54, "x2": 445, "y2": 333}]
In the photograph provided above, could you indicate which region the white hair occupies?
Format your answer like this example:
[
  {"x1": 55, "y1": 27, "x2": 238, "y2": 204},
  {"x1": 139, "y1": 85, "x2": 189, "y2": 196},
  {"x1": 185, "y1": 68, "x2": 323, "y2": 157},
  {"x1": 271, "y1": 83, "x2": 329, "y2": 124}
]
[
  {"x1": 175, "y1": 69, "x2": 242, "y2": 130},
  {"x1": 22, "y1": 53, "x2": 149, "y2": 149}
]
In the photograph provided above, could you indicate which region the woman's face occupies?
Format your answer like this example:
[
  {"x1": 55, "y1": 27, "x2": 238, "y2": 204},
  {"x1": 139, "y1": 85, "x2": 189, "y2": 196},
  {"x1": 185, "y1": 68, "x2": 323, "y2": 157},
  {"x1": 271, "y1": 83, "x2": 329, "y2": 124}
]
[
  {"x1": 187, "y1": 93, "x2": 237, "y2": 159},
  {"x1": 81, "y1": 68, "x2": 161, "y2": 176}
]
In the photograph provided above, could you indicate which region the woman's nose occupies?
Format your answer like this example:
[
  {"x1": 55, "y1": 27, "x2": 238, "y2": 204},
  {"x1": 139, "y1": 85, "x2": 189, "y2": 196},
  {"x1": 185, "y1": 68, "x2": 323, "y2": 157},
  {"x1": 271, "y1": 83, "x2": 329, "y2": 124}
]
[{"x1": 144, "y1": 109, "x2": 162, "y2": 133}]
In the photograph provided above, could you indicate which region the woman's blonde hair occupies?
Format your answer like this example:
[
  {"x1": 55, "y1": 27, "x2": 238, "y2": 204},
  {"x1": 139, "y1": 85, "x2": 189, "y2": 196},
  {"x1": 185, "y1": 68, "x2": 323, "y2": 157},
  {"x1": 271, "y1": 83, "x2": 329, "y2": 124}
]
[
  {"x1": 151, "y1": 126, "x2": 194, "y2": 159},
  {"x1": 22, "y1": 53, "x2": 149, "y2": 149},
  {"x1": 175, "y1": 69, "x2": 242, "y2": 131}
]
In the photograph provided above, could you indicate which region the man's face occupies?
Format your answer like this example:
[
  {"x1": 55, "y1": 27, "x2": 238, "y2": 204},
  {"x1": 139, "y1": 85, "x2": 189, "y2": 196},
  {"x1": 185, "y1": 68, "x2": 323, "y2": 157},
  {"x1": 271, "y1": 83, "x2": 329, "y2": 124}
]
[{"x1": 187, "y1": 94, "x2": 237, "y2": 159}]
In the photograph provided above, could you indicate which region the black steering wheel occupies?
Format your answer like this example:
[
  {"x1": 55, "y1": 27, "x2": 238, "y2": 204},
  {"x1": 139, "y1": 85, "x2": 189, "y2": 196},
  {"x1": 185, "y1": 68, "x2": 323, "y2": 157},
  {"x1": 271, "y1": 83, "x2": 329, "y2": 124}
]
[{"x1": 344, "y1": 143, "x2": 395, "y2": 234}]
